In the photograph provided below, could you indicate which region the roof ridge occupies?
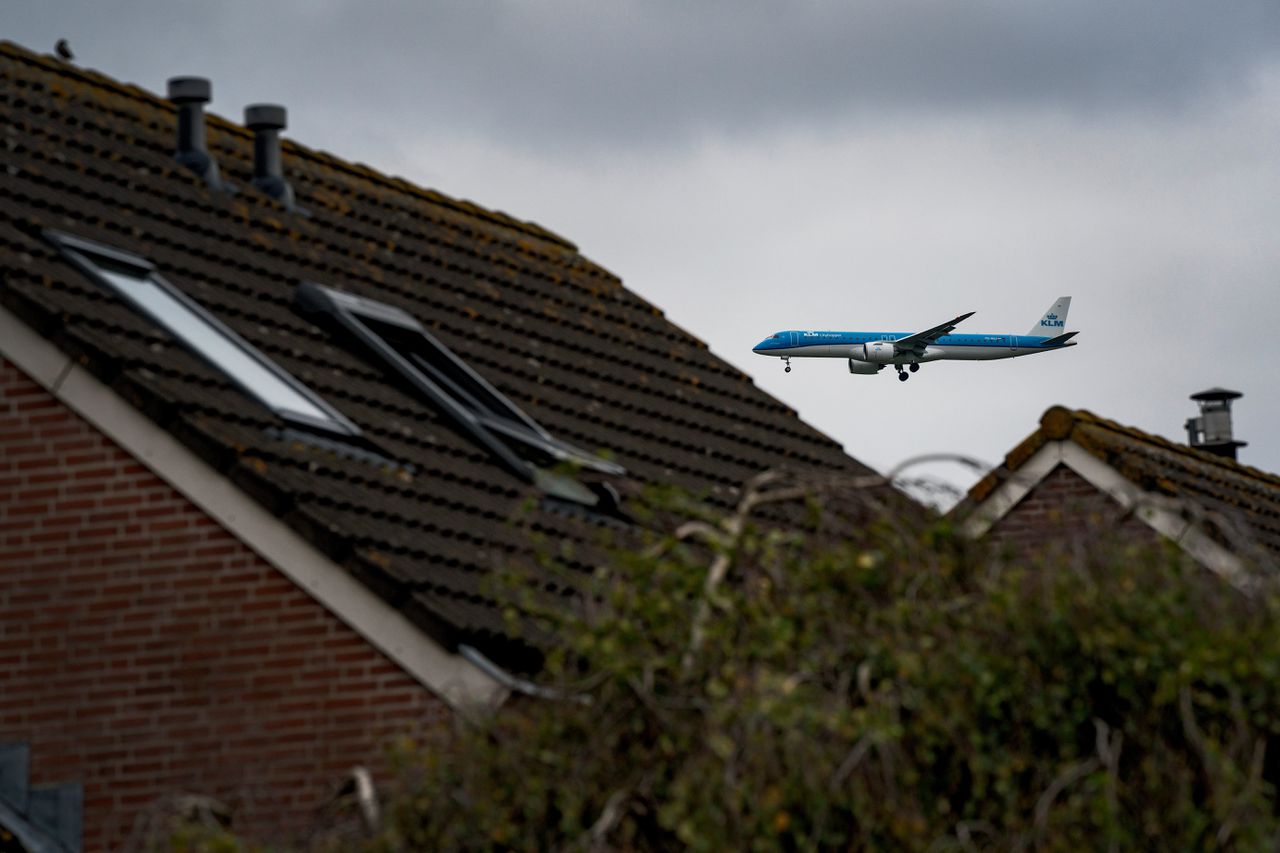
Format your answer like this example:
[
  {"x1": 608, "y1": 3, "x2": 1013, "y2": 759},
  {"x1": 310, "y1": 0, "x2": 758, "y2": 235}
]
[
  {"x1": 276, "y1": 142, "x2": 580, "y2": 253},
  {"x1": 1067, "y1": 407, "x2": 1280, "y2": 489},
  {"x1": 965, "y1": 402, "x2": 1280, "y2": 506},
  {"x1": 0, "y1": 39, "x2": 579, "y2": 253}
]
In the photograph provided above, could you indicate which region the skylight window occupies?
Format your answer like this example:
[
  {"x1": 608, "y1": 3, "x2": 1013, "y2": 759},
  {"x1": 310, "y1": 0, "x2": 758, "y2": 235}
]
[
  {"x1": 46, "y1": 230, "x2": 360, "y2": 438},
  {"x1": 293, "y1": 282, "x2": 624, "y2": 506}
]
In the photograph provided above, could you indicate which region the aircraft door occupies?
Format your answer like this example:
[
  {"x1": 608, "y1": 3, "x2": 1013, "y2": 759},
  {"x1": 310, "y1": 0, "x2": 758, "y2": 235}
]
[{"x1": 789, "y1": 332, "x2": 798, "y2": 347}]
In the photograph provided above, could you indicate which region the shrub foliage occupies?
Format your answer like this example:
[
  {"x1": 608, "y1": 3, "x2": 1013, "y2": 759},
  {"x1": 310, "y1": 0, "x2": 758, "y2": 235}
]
[{"x1": 378, "y1": 475, "x2": 1280, "y2": 851}]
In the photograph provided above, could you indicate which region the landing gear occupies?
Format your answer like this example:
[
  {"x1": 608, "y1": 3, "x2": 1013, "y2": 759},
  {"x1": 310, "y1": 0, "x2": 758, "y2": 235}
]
[
  {"x1": 909, "y1": 363, "x2": 920, "y2": 373},
  {"x1": 783, "y1": 357, "x2": 791, "y2": 374},
  {"x1": 896, "y1": 365, "x2": 909, "y2": 382}
]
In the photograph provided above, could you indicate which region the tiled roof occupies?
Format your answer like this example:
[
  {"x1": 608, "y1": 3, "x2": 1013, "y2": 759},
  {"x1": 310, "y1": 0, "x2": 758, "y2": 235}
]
[
  {"x1": 967, "y1": 405, "x2": 1280, "y2": 561},
  {"x1": 0, "y1": 41, "x2": 882, "y2": 665}
]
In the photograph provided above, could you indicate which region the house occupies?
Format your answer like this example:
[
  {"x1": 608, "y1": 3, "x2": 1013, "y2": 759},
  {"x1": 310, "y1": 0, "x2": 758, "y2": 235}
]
[
  {"x1": 957, "y1": 401, "x2": 1280, "y2": 582},
  {"x1": 0, "y1": 41, "x2": 881, "y2": 848}
]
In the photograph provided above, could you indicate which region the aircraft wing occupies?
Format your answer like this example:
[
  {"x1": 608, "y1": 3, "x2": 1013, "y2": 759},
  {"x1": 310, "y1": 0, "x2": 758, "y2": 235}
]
[{"x1": 892, "y1": 311, "x2": 975, "y2": 357}]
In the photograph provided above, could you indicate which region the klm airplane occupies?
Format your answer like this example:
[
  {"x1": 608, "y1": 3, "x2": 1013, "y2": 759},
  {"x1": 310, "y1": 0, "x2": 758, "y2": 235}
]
[{"x1": 753, "y1": 297, "x2": 1077, "y2": 382}]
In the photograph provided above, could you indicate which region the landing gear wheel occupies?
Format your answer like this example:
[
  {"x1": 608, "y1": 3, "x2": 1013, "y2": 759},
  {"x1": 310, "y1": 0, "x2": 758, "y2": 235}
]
[
  {"x1": 785, "y1": 366, "x2": 791, "y2": 373},
  {"x1": 783, "y1": 357, "x2": 792, "y2": 374},
  {"x1": 909, "y1": 363, "x2": 920, "y2": 373},
  {"x1": 898, "y1": 371, "x2": 909, "y2": 382}
]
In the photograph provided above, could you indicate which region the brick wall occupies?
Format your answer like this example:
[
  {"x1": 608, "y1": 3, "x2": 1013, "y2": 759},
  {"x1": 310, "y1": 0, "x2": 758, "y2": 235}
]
[
  {"x1": 0, "y1": 358, "x2": 451, "y2": 849},
  {"x1": 984, "y1": 462, "x2": 1162, "y2": 560}
]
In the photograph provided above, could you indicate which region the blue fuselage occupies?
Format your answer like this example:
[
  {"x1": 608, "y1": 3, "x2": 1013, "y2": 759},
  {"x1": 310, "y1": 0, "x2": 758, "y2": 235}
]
[{"x1": 752, "y1": 330, "x2": 1066, "y2": 364}]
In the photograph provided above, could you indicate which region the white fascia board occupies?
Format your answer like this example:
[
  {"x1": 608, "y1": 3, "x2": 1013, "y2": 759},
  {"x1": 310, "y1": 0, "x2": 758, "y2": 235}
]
[
  {"x1": 958, "y1": 441, "x2": 1066, "y2": 539},
  {"x1": 960, "y1": 437, "x2": 1245, "y2": 585},
  {"x1": 0, "y1": 304, "x2": 507, "y2": 711}
]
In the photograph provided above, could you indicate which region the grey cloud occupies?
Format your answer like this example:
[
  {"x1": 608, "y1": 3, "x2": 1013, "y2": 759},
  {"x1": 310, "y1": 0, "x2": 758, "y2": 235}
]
[
  {"x1": 304, "y1": 1, "x2": 1280, "y2": 142},
  {"x1": 10, "y1": 0, "x2": 1280, "y2": 153}
]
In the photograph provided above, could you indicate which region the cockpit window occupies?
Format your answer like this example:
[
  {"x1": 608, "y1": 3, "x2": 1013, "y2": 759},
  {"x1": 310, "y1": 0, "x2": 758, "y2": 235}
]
[{"x1": 771, "y1": 334, "x2": 782, "y2": 340}]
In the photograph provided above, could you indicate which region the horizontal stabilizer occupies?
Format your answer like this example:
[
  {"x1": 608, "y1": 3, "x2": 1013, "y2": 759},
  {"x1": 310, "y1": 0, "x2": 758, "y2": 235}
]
[{"x1": 1040, "y1": 331, "x2": 1078, "y2": 346}]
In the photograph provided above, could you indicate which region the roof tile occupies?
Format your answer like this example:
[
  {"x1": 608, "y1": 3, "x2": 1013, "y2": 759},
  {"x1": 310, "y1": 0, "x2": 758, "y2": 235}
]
[
  {"x1": 0, "y1": 40, "x2": 889, "y2": 665},
  {"x1": 967, "y1": 405, "x2": 1280, "y2": 561}
]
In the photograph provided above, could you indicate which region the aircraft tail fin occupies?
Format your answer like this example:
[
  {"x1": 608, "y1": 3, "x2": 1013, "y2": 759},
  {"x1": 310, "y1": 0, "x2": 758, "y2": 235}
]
[{"x1": 1029, "y1": 296, "x2": 1071, "y2": 337}]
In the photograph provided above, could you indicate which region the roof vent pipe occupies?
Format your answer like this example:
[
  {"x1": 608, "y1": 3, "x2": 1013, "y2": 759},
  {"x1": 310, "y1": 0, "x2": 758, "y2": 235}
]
[
  {"x1": 167, "y1": 77, "x2": 221, "y2": 189},
  {"x1": 1185, "y1": 387, "x2": 1246, "y2": 460},
  {"x1": 244, "y1": 104, "x2": 295, "y2": 211}
]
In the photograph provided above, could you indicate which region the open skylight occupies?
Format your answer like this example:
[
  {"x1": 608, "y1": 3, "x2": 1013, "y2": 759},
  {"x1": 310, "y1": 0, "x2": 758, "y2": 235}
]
[
  {"x1": 293, "y1": 282, "x2": 624, "y2": 506},
  {"x1": 46, "y1": 230, "x2": 360, "y2": 438}
]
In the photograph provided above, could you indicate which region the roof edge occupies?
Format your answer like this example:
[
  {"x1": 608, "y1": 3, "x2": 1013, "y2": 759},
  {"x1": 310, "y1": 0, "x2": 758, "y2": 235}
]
[
  {"x1": 0, "y1": 39, "x2": 579, "y2": 254},
  {"x1": 0, "y1": 300, "x2": 508, "y2": 712},
  {"x1": 956, "y1": 439, "x2": 1248, "y2": 586},
  {"x1": 968, "y1": 404, "x2": 1280, "y2": 506},
  {"x1": 1068, "y1": 406, "x2": 1280, "y2": 488}
]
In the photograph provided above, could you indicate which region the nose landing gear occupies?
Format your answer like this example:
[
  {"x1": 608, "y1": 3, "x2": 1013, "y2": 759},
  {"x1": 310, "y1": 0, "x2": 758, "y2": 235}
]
[{"x1": 783, "y1": 357, "x2": 791, "y2": 373}]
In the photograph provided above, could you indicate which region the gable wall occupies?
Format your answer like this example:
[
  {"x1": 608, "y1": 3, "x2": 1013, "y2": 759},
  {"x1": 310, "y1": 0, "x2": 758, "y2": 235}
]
[
  {"x1": 985, "y1": 463, "x2": 1162, "y2": 559},
  {"x1": 0, "y1": 358, "x2": 449, "y2": 849}
]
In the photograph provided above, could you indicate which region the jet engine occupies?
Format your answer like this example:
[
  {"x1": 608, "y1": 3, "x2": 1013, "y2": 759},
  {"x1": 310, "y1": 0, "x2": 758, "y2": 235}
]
[
  {"x1": 862, "y1": 341, "x2": 897, "y2": 363},
  {"x1": 848, "y1": 358, "x2": 882, "y2": 375}
]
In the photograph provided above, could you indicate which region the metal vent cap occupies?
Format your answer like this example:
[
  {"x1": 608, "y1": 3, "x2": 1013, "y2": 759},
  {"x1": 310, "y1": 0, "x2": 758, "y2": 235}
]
[
  {"x1": 245, "y1": 103, "x2": 286, "y2": 130},
  {"x1": 167, "y1": 76, "x2": 212, "y2": 103}
]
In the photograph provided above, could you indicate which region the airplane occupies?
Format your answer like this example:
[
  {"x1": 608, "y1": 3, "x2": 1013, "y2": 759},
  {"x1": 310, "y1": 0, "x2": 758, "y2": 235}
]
[{"x1": 752, "y1": 297, "x2": 1077, "y2": 382}]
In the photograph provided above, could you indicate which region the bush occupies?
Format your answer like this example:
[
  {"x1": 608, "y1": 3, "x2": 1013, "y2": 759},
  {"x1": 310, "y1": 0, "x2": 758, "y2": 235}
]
[{"x1": 374, "y1": 473, "x2": 1280, "y2": 850}]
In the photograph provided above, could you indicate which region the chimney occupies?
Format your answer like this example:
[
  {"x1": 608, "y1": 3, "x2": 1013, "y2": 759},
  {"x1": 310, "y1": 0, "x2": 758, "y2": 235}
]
[
  {"x1": 244, "y1": 104, "x2": 295, "y2": 211},
  {"x1": 1185, "y1": 387, "x2": 1246, "y2": 460},
  {"x1": 167, "y1": 77, "x2": 222, "y2": 189}
]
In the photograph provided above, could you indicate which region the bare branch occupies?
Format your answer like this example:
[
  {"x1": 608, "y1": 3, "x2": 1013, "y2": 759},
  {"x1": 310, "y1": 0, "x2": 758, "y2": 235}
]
[
  {"x1": 1179, "y1": 685, "x2": 1214, "y2": 800},
  {"x1": 1216, "y1": 738, "x2": 1268, "y2": 847},
  {"x1": 583, "y1": 788, "x2": 630, "y2": 852},
  {"x1": 830, "y1": 737, "x2": 873, "y2": 788},
  {"x1": 1033, "y1": 758, "x2": 1101, "y2": 836},
  {"x1": 1093, "y1": 718, "x2": 1123, "y2": 853}
]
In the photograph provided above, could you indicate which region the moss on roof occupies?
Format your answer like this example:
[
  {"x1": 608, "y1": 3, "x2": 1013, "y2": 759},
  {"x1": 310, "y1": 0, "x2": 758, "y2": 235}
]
[{"x1": 968, "y1": 405, "x2": 1280, "y2": 559}]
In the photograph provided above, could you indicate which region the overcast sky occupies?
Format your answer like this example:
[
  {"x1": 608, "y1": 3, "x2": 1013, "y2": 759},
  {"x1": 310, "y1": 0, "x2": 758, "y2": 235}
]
[{"x1": 9, "y1": 2, "x2": 1280, "y2": 502}]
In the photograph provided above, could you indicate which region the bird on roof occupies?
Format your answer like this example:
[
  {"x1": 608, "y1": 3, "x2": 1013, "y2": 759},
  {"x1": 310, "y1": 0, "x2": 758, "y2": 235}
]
[{"x1": 55, "y1": 39, "x2": 74, "y2": 61}]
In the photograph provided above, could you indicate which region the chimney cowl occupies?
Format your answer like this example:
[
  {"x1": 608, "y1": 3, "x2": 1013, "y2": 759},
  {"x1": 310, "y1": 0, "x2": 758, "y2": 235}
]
[
  {"x1": 245, "y1": 103, "x2": 295, "y2": 211},
  {"x1": 1185, "y1": 387, "x2": 1246, "y2": 461},
  {"x1": 167, "y1": 76, "x2": 221, "y2": 189},
  {"x1": 1190, "y1": 387, "x2": 1243, "y2": 404},
  {"x1": 245, "y1": 104, "x2": 287, "y2": 131},
  {"x1": 168, "y1": 76, "x2": 212, "y2": 104}
]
